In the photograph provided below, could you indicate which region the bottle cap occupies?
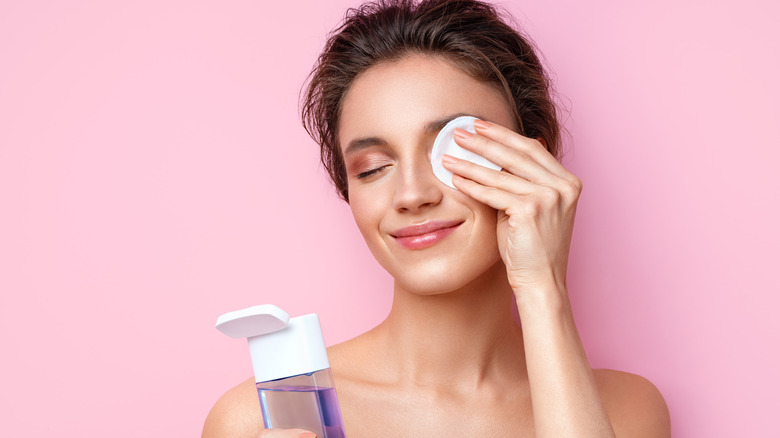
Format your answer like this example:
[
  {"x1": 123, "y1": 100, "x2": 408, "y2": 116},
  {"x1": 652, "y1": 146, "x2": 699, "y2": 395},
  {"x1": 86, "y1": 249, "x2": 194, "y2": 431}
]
[
  {"x1": 430, "y1": 115, "x2": 502, "y2": 188},
  {"x1": 216, "y1": 305, "x2": 330, "y2": 383}
]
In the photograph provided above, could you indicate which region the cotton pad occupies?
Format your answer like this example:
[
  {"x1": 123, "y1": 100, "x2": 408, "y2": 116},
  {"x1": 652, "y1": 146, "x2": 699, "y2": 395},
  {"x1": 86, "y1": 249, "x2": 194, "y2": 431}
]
[{"x1": 431, "y1": 115, "x2": 502, "y2": 188}]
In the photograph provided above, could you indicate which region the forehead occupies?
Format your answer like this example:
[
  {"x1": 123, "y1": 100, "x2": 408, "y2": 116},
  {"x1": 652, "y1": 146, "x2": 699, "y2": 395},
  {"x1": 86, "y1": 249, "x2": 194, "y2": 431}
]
[{"x1": 338, "y1": 54, "x2": 515, "y2": 151}]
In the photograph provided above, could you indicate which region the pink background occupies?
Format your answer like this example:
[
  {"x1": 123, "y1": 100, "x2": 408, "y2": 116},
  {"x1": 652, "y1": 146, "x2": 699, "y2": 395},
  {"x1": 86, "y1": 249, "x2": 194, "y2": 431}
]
[{"x1": 1, "y1": 0, "x2": 778, "y2": 436}]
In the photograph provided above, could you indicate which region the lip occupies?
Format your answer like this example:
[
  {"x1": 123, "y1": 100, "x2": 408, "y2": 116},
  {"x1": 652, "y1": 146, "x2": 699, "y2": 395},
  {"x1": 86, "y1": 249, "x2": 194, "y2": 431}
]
[{"x1": 390, "y1": 220, "x2": 463, "y2": 250}]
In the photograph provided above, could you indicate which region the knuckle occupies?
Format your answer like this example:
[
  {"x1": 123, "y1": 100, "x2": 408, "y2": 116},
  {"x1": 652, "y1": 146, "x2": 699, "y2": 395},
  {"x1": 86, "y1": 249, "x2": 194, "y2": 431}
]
[
  {"x1": 529, "y1": 138, "x2": 545, "y2": 151},
  {"x1": 540, "y1": 186, "x2": 560, "y2": 204},
  {"x1": 510, "y1": 149, "x2": 530, "y2": 164},
  {"x1": 522, "y1": 199, "x2": 541, "y2": 216},
  {"x1": 474, "y1": 134, "x2": 491, "y2": 148},
  {"x1": 572, "y1": 176, "x2": 583, "y2": 191},
  {"x1": 494, "y1": 169, "x2": 512, "y2": 186},
  {"x1": 561, "y1": 179, "x2": 582, "y2": 198}
]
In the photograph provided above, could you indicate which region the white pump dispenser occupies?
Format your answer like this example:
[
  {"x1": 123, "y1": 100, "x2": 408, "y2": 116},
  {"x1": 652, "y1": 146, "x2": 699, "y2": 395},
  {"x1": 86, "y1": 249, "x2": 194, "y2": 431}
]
[{"x1": 217, "y1": 305, "x2": 346, "y2": 437}]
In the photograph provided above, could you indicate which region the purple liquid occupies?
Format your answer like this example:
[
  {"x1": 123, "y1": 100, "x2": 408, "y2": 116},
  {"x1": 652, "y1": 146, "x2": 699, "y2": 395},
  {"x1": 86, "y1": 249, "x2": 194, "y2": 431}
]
[{"x1": 257, "y1": 384, "x2": 346, "y2": 438}]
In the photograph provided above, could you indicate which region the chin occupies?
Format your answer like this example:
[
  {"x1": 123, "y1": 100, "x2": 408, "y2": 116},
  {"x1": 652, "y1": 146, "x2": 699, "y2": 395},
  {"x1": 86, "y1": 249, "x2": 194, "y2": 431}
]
[{"x1": 389, "y1": 255, "x2": 504, "y2": 296}]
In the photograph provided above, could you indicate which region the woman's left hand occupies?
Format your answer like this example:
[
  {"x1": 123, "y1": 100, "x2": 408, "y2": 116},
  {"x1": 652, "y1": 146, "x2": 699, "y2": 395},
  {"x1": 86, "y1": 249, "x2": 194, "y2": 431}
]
[{"x1": 441, "y1": 119, "x2": 582, "y2": 302}]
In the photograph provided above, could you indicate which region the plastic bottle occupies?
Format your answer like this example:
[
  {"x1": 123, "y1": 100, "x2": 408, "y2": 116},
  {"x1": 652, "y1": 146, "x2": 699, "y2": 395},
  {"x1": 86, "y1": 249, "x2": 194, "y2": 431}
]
[{"x1": 216, "y1": 305, "x2": 346, "y2": 438}]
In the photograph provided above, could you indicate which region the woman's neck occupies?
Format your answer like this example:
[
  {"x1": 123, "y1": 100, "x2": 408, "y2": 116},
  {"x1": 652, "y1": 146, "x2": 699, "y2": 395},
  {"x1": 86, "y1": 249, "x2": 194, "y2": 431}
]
[{"x1": 373, "y1": 261, "x2": 528, "y2": 392}]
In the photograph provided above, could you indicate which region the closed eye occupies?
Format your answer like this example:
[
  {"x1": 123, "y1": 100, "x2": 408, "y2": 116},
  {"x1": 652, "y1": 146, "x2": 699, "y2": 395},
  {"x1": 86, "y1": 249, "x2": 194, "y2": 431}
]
[{"x1": 357, "y1": 165, "x2": 389, "y2": 179}]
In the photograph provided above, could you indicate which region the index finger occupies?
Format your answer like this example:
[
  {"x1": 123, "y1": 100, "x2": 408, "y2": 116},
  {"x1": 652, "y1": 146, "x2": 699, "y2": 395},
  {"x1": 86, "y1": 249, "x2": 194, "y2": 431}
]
[{"x1": 473, "y1": 119, "x2": 578, "y2": 184}]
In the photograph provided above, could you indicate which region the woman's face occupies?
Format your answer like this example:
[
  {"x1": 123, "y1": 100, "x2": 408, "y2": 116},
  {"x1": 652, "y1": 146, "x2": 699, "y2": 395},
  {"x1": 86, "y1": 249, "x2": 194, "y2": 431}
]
[{"x1": 338, "y1": 54, "x2": 517, "y2": 295}]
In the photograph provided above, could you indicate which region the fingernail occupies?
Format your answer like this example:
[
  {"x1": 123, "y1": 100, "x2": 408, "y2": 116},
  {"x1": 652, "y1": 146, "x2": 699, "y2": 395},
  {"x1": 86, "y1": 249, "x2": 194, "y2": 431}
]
[
  {"x1": 473, "y1": 119, "x2": 492, "y2": 130},
  {"x1": 441, "y1": 154, "x2": 457, "y2": 165},
  {"x1": 298, "y1": 433, "x2": 317, "y2": 438},
  {"x1": 453, "y1": 128, "x2": 473, "y2": 139}
]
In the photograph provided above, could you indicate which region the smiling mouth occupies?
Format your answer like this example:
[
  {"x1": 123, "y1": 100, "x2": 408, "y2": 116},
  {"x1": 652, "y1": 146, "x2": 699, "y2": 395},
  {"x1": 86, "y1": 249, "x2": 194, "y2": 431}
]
[{"x1": 390, "y1": 220, "x2": 463, "y2": 250}]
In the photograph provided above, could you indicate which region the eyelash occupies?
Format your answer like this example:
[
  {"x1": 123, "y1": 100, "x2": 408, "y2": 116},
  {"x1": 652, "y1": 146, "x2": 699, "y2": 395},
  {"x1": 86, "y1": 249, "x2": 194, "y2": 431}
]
[{"x1": 357, "y1": 165, "x2": 388, "y2": 179}]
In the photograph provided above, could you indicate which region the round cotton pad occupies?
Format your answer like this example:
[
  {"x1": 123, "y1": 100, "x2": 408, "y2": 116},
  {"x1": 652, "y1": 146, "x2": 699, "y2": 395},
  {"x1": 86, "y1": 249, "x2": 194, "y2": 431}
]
[{"x1": 431, "y1": 115, "x2": 502, "y2": 188}]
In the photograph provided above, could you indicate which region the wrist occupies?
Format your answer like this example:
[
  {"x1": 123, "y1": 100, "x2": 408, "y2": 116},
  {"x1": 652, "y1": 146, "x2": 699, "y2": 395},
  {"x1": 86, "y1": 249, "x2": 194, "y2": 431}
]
[{"x1": 514, "y1": 282, "x2": 572, "y2": 322}]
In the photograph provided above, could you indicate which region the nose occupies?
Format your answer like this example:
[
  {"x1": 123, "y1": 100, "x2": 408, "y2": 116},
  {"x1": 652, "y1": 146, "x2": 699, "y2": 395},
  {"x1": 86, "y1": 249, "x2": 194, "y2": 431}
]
[{"x1": 391, "y1": 157, "x2": 444, "y2": 213}]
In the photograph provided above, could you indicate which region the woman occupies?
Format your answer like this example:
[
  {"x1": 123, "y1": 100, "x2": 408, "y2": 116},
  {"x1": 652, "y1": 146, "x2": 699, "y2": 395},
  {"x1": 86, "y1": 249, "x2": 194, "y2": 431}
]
[{"x1": 203, "y1": 1, "x2": 670, "y2": 436}]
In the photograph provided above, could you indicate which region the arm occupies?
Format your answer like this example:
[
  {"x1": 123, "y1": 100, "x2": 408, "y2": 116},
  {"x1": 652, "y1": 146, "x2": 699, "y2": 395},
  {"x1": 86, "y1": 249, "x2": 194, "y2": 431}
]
[
  {"x1": 443, "y1": 120, "x2": 669, "y2": 437},
  {"x1": 519, "y1": 294, "x2": 670, "y2": 437},
  {"x1": 518, "y1": 287, "x2": 616, "y2": 437}
]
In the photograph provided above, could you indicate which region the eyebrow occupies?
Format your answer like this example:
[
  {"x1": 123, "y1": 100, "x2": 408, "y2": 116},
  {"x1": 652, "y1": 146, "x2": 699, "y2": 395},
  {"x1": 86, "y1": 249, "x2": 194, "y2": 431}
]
[
  {"x1": 423, "y1": 112, "x2": 473, "y2": 133},
  {"x1": 343, "y1": 112, "x2": 482, "y2": 156},
  {"x1": 344, "y1": 136, "x2": 388, "y2": 156}
]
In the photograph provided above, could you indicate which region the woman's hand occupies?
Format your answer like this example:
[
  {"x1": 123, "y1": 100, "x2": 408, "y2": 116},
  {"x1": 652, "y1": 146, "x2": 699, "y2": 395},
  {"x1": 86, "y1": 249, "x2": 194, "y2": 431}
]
[
  {"x1": 258, "y1": 429, "x2": 317, "y2": 438},
  {"x1": 443, "y1": 120, "x2": 621, "y2": 437},
  {"x1": 441, "y1": 119, "x2": 582, "y2": 303}
]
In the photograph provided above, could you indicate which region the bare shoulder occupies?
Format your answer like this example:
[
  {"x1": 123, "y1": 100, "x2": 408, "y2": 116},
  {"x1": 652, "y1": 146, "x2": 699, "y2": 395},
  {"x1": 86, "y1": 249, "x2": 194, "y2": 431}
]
[
  {"x1": 327, "y1": 328, "x2": 382, "y2": 380},
  {"x1": 593, "y1": 369, "x2": 671, "y2": 438},
  {"x1": 202, "y1": 377, "x2": 262, "y2": 438}
]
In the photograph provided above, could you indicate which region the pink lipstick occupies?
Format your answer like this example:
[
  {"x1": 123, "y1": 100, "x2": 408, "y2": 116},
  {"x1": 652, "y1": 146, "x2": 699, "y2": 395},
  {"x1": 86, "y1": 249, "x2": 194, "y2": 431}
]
[{"x1": 390, "y1": 220, "x2": 463, "y2": 250}]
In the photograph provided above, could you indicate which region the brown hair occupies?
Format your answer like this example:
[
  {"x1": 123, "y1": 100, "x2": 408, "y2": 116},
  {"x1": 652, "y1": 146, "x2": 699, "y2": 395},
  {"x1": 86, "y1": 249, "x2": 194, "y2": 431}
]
[{"x1": 301, "y1": 0, "x2": 561, "y2": 202}]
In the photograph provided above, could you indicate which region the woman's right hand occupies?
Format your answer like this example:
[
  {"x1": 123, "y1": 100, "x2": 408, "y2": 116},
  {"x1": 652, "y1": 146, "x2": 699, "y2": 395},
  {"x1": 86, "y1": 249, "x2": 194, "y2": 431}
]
[{"x1": 258, "y1": 429, "x2": 317, "y2": 438}]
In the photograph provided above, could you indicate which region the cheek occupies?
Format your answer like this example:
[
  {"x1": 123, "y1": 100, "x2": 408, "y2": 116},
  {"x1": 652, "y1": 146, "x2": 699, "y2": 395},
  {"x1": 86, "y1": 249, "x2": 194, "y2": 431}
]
[
  {"x1": 450, "y1": 188, "x2": 499, "y2": 230},
  {"x1": 348, "y1": 189, "x2": 396, "y2": 269},
  {"x1": 348, "y1": 188, "x2": 384, "y2": 238},
  {"x1": 476, "y1": 203, "x2": 498, "y2": 227},
  {"x1": 470, "y1": 201, "x2": 500, "y2": 251}
]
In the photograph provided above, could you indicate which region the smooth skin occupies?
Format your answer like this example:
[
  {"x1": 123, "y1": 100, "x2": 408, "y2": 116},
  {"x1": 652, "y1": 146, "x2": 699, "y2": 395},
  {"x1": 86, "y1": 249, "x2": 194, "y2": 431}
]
[{"x1": 202, "y1": 54, "x2": 670, "y2": 438}]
